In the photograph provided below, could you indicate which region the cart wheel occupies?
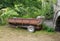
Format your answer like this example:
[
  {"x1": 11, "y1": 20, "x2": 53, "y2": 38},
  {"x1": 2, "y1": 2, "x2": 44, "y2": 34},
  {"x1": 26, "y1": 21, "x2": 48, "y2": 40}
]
[{"x1": 27, "y1": 26, "x2": 35, "y2": 32}]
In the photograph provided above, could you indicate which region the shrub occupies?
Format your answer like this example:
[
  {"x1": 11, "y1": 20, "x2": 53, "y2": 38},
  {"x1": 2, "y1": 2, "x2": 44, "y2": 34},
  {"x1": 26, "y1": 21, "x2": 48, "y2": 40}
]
[{"x1": 0, "y1": 0, "x2": 55, "y2": 25}]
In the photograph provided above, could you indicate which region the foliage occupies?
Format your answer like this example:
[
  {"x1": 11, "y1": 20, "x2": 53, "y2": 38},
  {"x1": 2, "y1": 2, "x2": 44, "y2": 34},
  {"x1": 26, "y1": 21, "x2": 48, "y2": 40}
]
[
  {"x1": 52, "y1": 0, "x2": 57, "y2": 4},
  {"x1": 0, "y1": 0, "x2": 56, "y2": 25}
]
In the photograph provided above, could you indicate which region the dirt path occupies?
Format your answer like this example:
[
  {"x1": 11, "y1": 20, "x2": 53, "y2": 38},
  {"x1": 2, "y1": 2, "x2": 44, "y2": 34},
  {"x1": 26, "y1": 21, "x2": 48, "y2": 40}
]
[{"x1": 0, "y1": 26, "x2": 60, "y2": 41}]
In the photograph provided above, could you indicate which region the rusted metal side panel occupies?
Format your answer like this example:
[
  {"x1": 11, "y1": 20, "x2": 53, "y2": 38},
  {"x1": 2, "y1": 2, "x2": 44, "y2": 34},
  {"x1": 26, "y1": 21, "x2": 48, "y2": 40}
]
[{"x1": 8, "y1": 18, "x2": 42, "y2": 25}]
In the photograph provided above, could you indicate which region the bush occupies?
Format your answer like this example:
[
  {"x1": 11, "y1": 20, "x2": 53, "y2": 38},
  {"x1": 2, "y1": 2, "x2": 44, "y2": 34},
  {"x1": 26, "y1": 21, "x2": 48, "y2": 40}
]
[
  {"x1": 0, "y1": 0, "x2": 55, "y2": 25},
  {"x1": 0, "y1": 8, "x2": 19, "y2": 25},
  {"x1": 0, "y1": 17, "x2": 6, "y2": 25}
]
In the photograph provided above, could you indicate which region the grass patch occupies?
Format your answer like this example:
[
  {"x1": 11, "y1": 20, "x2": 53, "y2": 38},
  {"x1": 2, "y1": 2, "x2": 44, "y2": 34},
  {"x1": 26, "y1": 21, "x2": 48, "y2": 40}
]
[{"x1": 34, "y1": 30, "x2": 55, "y2": 35}]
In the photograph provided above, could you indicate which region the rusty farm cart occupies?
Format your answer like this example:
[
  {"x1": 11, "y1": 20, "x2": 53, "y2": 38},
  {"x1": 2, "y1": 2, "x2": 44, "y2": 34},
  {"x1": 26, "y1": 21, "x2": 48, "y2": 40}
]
[{"x1": 8, "y1": 16, "x2": 45, "y2": 32}]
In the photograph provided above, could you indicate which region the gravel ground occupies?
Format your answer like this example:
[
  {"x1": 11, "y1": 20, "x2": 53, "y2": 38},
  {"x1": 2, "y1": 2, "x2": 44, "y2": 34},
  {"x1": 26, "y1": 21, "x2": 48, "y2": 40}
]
[{"x1": 0, "y1": 26, "x2": 60, "y2": 41}]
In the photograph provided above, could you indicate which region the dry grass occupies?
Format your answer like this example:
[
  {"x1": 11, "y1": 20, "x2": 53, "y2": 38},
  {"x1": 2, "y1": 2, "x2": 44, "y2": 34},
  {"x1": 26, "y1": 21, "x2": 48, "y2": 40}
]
[{"x1": 0, "y1": 25, "x2": 60, "y2": 41}]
